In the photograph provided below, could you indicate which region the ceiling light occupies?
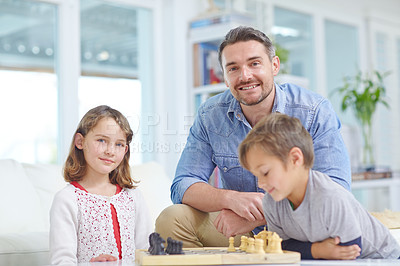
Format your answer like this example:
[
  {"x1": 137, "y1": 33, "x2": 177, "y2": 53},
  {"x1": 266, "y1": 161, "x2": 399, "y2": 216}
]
[
  {"x1": 17, "y1": 44, "x2": 26, "y2": 53},
  {"x1": 45, "y1": 48, "x2": 53, "y2": 56},
  {"x1": 96, "y1": 51, "x2": 109, "y2": 61},
  {"x1": 32, "y1": 46, "x2": 40, "y2": 54}
]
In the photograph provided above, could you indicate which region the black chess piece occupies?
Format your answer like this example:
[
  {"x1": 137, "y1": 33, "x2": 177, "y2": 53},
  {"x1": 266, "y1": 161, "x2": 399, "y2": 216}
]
[
  {"x1": 165, "y1": 237, "x2": 184, "y2": 255},
  {"x1": 148, "y1": 232, "x2": 159, "y2": 254},
  {"x1": 148, "y1": 232, "x2": 166, "y2": 255},
  {"x1": 165, "y1": 237, "x2": 173, "y2": 254}
]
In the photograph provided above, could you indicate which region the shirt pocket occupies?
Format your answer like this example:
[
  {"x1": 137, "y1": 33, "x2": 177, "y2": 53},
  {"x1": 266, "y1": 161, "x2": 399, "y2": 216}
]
[{"x1": 212, "y1": 155, "x2": 244, "y2": 191}]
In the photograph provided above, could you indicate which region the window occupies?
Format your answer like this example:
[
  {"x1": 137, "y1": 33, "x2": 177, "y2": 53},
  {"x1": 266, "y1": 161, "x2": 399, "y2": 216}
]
[
  {"x1": 78, "y1": 0, "x2": 153, "y2": 164},
  {"x1": 325, "y1": 20, "x2": 359, "y2": 125},
  {"x1": 0, "y1": 0, "x2": 58, "y2": 164},
  {"x1": 0, "y1": 0, "x2": 154, "y2": 165},
  {"x1": 397, "y1": 38, "x2": 400, "y2": 89},
  {"x1": 273, "y1": 7, "x2": 315, "y2": 91}
]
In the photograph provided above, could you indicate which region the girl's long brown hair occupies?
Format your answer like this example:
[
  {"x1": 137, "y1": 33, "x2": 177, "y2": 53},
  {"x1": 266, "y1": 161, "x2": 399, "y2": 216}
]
[{"x1": 63, "y1": 105, "x2": 137, "y2": 188}]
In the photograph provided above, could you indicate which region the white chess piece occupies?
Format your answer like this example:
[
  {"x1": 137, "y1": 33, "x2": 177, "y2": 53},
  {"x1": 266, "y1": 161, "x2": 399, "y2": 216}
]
[
  {"x1": 246, "y1": 238, "x2": 255, "y2": 253},
  {"x1": 239, "y1": 236, "x2": 248, "y2": 251},
  {"x1": 227, "y1": 237, "x2": 236, "y2": 252},
  {"x1": 255, "y1": 239, "x2": 265, "y2": 254}
]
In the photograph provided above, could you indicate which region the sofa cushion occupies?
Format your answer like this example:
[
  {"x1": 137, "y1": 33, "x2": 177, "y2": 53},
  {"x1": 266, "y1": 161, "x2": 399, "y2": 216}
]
[
  {"x1": 0, "y1": 231, "x2": 49, "y2": 266},
  {"x1": 22, "y1": 162, "x2": 65, "y2": 230},
  {"x1": 0, "y1": 159, "x2": 45, "y2": 234}
]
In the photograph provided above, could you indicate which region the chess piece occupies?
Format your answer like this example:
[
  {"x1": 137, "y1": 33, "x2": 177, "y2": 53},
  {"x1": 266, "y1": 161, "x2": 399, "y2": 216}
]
[
  {"x1": 165, "y1": 237, "x2": 184, "y2": 255},
  {"x1": 256, "y1": 227, "x2": 269, "y2": 252},
  {"x1": 177, "y1": 241, "x2": 183, "y2": 254},
  {"x1": 227, "y1": 237, "x2": 236, "y2": 252},
  {"x1": 268, "y1": 232, "x2": 283, "y2": 254},
  {"x1": 148, "y1": 232, "x2": 166, "y2": 255},
  {"x1": 257, "y1": 226, "x2": 271, "y2": 252},
  {"x1": 255, "y1": 239, "x2": 265, "y2": 254},
  {"x1": 265, "y1": 231, "x2": 274, "y2": 253},
  {"x1": 148, "y1": 232, "x2": 159, "y2": 254},
  {"x1": 239, "y1": 236, "x2": 248, "y2": 251},
  {"x1": 165, "y1": 237, "x2": 173, "y2": 254},
  {"x1": 246, "y1": 238, "x2": 255, "y2": 253}
]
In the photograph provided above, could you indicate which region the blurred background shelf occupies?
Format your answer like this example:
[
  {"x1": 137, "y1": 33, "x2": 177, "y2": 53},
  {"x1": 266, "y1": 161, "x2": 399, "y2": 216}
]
[{"x1": 351, "y1": 172, "x2": 400, "y2": 211}]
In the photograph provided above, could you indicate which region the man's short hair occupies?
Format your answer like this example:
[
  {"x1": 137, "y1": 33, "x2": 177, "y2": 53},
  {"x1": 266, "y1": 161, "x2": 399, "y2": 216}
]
[{"x1": 218, "y1": 26, "x2": 275, "y2": 69}]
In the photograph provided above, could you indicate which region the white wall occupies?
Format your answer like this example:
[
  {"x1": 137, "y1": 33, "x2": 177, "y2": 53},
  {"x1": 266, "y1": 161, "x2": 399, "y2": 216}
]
[{"x1": 156, "y1": 0, "x2": 206, "y2": 178}]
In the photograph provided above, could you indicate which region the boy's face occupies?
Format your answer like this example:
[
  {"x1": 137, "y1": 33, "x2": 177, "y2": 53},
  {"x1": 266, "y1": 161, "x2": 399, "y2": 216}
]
[{"x1": 245, "y1": 145, "x2": 298, "y2": 202}]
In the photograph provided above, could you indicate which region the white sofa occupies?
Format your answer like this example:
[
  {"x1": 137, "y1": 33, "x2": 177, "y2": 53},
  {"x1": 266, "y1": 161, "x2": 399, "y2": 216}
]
[{"x1": 0, "y1": 159, "x2": 172, "y2": 266}]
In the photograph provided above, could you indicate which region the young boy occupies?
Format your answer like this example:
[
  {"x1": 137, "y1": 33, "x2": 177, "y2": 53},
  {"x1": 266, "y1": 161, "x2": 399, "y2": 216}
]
[{"x1": 238, "y1": 113, "x2": 400, "y2": 259}]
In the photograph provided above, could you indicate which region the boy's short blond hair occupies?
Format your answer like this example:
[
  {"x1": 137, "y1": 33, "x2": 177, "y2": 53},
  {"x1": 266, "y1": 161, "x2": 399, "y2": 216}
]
[{"x1": 239, "y1": 113, "x2": 314, "y2": 170}]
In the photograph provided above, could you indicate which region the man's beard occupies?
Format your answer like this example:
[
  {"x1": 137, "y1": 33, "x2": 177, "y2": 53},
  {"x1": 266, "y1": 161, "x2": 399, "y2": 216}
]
[{"x1": 239, "y1": 84, "x2": 273, "y2": 106}]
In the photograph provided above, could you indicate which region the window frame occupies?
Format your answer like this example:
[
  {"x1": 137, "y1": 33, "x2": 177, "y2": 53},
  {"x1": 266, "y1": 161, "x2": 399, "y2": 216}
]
[{"x1": 40, "y1": 0, "x2": 162, "y2": 163}]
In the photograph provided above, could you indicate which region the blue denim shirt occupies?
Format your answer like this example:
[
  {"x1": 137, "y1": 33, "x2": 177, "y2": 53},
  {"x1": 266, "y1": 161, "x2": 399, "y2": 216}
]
[{"x1": 171, "y1": 82, "x2": 351, "y2": 209}]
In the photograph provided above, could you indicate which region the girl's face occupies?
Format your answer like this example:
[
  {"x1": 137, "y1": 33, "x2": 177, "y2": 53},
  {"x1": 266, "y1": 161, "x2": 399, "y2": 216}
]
[{"x1": 75, "y1": 117, "x2": 128, "y2": 178}]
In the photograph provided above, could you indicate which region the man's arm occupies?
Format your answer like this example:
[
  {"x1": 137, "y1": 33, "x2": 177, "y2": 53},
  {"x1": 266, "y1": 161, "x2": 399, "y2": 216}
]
[
  {"x1": 171, "y1": 105, "x2": 265, "y2": 237},
  {"x1": 182, "y1": 182, "x2": 264, "y2": 221},
  {"x1": 171, "y1": 108, "x2": 264, "y2": 219},
  {"x1": 214, "y1": 209, "x2": 266, "y2": 237},
  {"x1": 170, "y1": 112, "x2": 217, "y2": 205},
  {"x1": 309, "y1": 99, "x2": 352, "y2": 190},
  {"x1": 182, "y1": 182, "x2": 266, "y2": 237}
]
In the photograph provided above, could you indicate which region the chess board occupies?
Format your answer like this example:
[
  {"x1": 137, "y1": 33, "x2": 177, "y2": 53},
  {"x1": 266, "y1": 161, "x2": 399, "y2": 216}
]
[{"x1": 135, "y1": 247, "x2": 300, "y2": 265}]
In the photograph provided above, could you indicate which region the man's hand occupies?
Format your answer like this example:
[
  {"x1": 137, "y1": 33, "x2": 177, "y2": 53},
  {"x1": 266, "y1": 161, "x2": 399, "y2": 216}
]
[
  {"x1": 226, "y1": 192, "x2": 265, "y2": 222},
  {"x1": 214, "y1": 209, "x2": 266, "y2": 237},
  {"x1": 90, "y1": 254, "x2": 118, "y2": 262},
  {"x1": 311, "y1": 237, "x2": 361, "y2": 260},
  {"x1": 182, "y1": 185, "x2": 266, "y2": 237},
  {"x1": 213, "y1": 191, "x2": 265, "y2": 237}
]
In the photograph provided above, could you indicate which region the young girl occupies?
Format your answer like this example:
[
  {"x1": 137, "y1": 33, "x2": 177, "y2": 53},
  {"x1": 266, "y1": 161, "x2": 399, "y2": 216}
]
[{"x1": 50, "y1": 105, "x2": 152, "y2": 264}]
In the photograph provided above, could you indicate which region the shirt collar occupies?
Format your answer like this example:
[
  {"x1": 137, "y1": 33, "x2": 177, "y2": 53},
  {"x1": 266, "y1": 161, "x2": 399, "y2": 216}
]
[
  {"x1": 227, "y1": 95, "x2": 242, "y2": 123},
  {"x1": 273, "y1": 82, "x2": 286, "y2": 113},
  {"x1": 227, "y1": 95, "x2": 252, "y2": 129}
]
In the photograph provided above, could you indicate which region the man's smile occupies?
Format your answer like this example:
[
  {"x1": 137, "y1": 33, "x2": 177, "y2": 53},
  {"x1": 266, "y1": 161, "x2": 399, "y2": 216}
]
[{"x1": 238, "y1": 83, "x2": 260, "y2": 90}]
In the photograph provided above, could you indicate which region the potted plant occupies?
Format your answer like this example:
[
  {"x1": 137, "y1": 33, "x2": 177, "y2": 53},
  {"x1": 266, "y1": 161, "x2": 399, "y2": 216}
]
[
  {"x1": 336, "y1": 70, "x2": 390, "y2": 168},
  {"x1": 274, "y1": 42, "x2": 290, "y2": 74}
]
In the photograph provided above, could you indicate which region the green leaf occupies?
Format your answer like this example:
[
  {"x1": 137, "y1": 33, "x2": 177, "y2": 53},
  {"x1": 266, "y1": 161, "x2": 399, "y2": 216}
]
[{"x1": 334, "y1": 69, "x2": 391, "y2": 127}]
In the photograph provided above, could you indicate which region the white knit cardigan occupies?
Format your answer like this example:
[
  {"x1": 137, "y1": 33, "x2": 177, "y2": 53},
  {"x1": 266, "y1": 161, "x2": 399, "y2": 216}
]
[{"x1": 49, "y1": 184, "x2": 152, "y2": 265}]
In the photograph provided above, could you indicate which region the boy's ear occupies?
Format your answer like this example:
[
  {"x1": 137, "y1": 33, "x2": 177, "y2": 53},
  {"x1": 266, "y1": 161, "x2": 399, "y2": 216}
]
[
  {"x1": 74, "y1": 133, "x2": 84, "y2": 150},
  {"x1": 289, "y1": 147, "x2": 304, "y2": 166}
]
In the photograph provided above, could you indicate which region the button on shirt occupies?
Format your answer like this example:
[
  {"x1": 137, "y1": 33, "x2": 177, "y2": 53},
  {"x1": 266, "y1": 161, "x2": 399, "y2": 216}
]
[{"x1": 171, "y1": 83, "x2": 351, "y2": 231}]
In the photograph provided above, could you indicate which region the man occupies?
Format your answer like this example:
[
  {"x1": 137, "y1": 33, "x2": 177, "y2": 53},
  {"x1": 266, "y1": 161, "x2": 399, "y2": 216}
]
[{"x1": 156, "y1": 26, "x2": 351, "y2": 248}]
